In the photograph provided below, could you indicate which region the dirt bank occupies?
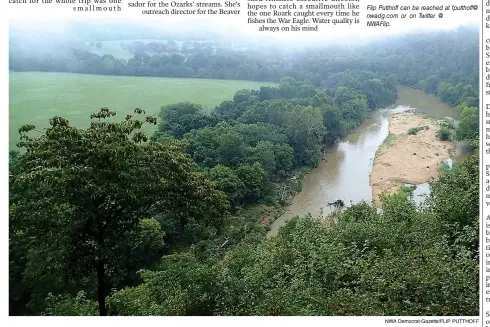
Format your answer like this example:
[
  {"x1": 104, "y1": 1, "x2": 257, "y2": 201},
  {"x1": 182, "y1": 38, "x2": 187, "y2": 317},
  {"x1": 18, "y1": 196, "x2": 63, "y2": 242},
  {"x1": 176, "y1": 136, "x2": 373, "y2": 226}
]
[{"x1": 370, "y1": 110, "x2": 455, "y2": 205}]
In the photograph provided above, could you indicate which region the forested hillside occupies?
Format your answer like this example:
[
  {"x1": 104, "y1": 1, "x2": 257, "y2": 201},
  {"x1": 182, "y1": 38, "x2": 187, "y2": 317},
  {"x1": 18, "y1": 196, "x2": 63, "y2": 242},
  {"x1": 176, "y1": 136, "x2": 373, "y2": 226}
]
[{"x1": 9, "y1": 27, "x2": 480, "y2": 316}]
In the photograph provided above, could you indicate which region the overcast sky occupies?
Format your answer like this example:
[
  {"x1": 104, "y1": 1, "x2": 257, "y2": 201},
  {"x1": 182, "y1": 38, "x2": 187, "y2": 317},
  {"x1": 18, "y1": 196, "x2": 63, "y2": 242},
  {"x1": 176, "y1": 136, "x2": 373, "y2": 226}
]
[{"x1": 8, "y1": 0, "x2": 480, "y2": 43}]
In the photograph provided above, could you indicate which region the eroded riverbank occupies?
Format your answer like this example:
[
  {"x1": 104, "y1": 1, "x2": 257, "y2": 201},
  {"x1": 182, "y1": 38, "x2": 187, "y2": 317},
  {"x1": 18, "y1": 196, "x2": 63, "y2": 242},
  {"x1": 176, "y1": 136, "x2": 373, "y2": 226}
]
[{"x1": 369, "y1": 110, "x2": 455, "y2": 205}]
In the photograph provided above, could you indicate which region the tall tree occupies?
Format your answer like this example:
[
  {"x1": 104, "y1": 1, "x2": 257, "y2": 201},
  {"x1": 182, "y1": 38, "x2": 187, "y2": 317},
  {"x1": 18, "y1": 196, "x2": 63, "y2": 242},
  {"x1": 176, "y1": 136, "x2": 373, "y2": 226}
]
[{"x1": 9, "y1": 108, "x2": 229, "y2": 315}]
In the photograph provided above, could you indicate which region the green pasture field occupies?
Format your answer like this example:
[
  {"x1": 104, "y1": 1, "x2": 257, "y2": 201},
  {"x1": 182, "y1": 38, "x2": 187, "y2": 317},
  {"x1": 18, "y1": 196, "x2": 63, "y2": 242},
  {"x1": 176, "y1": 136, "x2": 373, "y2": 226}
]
[{"x1": 9, "y1": 71, "x2": 276, "y2": 149}]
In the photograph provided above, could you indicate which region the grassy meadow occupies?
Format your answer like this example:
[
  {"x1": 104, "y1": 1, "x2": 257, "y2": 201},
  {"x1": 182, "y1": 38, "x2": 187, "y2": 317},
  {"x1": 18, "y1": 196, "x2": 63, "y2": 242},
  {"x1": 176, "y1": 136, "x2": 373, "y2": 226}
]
[{"x1": 9, "y1": 72, "x2": 276, "y2": 149}]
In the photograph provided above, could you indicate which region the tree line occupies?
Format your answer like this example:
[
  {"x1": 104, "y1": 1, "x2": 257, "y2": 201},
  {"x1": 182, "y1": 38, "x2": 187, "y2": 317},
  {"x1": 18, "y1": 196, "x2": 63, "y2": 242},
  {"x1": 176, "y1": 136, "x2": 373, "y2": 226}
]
[{"x1": 10, "y1": 28, "x2": 479, "y2": 141}]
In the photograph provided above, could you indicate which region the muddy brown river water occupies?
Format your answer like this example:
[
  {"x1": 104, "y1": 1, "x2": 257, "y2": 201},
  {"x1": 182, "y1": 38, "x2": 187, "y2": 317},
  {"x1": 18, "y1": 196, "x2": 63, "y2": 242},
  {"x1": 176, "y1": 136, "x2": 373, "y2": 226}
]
[{"x1": 267, "y1": 86, "x2": 472, "y2": 237}]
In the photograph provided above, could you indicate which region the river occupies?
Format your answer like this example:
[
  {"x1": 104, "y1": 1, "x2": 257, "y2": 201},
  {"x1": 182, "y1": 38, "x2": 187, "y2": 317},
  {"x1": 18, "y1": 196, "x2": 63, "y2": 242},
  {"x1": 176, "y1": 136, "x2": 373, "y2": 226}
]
[{"x1": 267, "y1": 86, "x2": 472, "y2": 237}]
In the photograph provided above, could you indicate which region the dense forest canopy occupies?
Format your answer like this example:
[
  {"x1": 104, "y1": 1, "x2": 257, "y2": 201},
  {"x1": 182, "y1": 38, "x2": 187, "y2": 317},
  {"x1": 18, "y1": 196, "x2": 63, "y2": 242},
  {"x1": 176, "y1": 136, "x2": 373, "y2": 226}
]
[
  {"x1": 10, "y1": 27, "x2": 477, "y2": 90},
  {"x1": 9, "y1": 26, "x2": 480, "y2": 316}
]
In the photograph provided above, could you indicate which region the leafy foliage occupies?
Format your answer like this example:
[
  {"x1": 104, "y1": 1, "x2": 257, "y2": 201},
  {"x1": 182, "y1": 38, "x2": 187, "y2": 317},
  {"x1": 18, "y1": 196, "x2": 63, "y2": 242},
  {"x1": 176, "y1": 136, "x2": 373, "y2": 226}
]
[
  {"x1": 9, "y1": 108, "x2": 229, "y2": 315},
  {"x1": 158, "y1": 102, "x2": 215, "y2": 138},
  {"x1": 437, "y1": 126, "x2": 452, "y2": 141},
  {"x1": 158, "y1": 76, "x2": 394, "y2": 209},
  {"x1": 106, "y1": 152, "x2": 479, "y2": 316},
  {"x1": 408, "y1": 126, "x2": 428, "y2": 135},
  {"x1": 44, "y1": 291, "x2": 98, "y2": 316},
  {"x1": 9, "y1": 27, "x2": 480, "y2": 316},
  {"x1": 455, "y1": 106, "x2": 479, "y2": 141}
]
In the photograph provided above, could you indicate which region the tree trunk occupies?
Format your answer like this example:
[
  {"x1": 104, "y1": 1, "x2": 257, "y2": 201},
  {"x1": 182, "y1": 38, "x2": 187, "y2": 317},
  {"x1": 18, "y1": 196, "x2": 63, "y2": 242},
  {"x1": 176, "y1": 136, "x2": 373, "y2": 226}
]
[
  {"x1": 97, "y1": 260, "x2": 107, "y2": 316},
  {"x1": 95, "y1": 216, "x2": 108, "y2": 316}
]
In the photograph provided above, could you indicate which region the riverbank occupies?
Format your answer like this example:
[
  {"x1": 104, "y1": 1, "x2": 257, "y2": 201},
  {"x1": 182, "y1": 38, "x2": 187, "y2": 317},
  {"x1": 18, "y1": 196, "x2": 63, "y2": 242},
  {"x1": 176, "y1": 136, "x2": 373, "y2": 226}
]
[{"x1": 369, "y1": 110, "x2": 455, "y2": 205}]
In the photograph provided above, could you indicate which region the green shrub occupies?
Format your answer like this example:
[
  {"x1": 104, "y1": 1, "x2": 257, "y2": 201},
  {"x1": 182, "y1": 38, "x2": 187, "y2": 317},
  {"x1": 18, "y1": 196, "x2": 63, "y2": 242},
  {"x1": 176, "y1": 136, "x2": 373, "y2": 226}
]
[
  {"x1": 437, "y1": 126, "x2": 451, "y2": 141},
  {"x1": 408, "y1": 126, "x2": 429, "y2": 135},
  {"x1": 401, "y1": 185, "x2": 417, "y2": 194}
]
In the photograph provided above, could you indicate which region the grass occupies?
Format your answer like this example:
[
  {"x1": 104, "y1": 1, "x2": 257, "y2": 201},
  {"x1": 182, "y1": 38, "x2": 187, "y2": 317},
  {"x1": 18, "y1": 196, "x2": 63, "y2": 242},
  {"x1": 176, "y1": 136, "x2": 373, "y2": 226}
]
[
  {"x1": 408, "y1": 126, "x2": 429, "y2": 135},
  {"x1": 383, "y1": 133, "x2": 397, "y2": 147},
  {"x1": 376, "y1": 133, "x2": 397, "y2": 156},
  {"x1": 9, "y1": 72, "x2": 276, "y2": 149}
]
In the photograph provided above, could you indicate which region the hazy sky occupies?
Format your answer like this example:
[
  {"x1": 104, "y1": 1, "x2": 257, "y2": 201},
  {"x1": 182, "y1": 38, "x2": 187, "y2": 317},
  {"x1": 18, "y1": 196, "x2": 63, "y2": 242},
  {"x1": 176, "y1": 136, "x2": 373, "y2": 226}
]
[{"x1": 8, "y1": 0, "x2": 480, "y2": 43}]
